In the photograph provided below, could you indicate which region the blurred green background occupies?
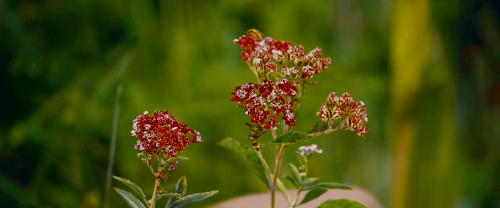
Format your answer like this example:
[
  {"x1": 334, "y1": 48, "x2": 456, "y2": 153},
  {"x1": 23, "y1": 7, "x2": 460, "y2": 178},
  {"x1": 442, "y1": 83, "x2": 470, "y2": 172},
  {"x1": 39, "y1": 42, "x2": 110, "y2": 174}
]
[{"x1": 0, "y1": 0, "x2": 498, "y2": 207}]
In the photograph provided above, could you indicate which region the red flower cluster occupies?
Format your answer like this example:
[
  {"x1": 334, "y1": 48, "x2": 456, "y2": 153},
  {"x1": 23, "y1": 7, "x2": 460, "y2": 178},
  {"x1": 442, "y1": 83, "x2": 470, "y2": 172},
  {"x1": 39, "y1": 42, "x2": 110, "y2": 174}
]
[
  {"x1": 316, "y1": 92, "x2": 369, "y2": 137},
  {"x1": 230, "y1": 80, "x2": 297, "y2": 135},
  {"x1": 131, "y1": 110, "x2": 202, "y2": 158},
  {"x1": 234, "y1": 36, "x2": 292, "y2": 63},
  {"x1": 234, "y1": 29, "x2": 331, "y2": 81}
]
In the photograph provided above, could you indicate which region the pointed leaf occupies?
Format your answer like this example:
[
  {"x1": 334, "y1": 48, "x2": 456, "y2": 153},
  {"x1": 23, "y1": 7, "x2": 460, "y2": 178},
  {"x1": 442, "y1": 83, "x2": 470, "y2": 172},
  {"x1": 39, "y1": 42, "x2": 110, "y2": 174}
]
[
  {"x1": 245, "y1": 148, "x2": 271, "y2": 188},
  {"x1": 176, "y1": 156, "x2": 189, "y2": 160},
  {"x1": 156, "y1": 193, "x2": 184, "y2": 201},
  {"x1": 168, "y1": 156, "x2": 189, "y2": 163},
  {"x1": 113, "y1": 176, "x2": 147, "y2": 203},
  {"x1": 217, "y1": 137, "x2": 246, "y2": 160},
  {"x1": 169, "y1": 190, "x2": 218, "y2": 208},
  {"x1": 218, "y1": 137, "x2": 272, "y2": 188},
  {"x1": 317, "y1": 199, "x2": 367, "y2": 208},
  {"x1": 289, "y1": 163, "x2": 302, "y2": 184},
  {"x1": 303, "y1": 182, "x2": 352, "y2": 191},
  {"x1": 296, "y1": 150, "x2": 308, "y2": 168},
  {"x1": 283, "y1": 175, "x2": 299, "y2": 188},
  {"x1": 298, "y1": 188, "x2": 328, "y2": 205},
  {"x1": 266, "y1": 131, "x2": 309, "y2": 145},
  {"x1": 166, "y1": 176, "x2": 188, "y2": 207},
  {"x1": 304, "y1": 177, "x2": 320, "y2": 186},
  {"x1": 275, "y1": 177, "x2": 291, "y2": 205},
  {"x1": 307, "y1": 120, "x2": 330, "y2": 134},
  {"x1": 114, "y1": 187, "x2": 147, "y2": 208}
]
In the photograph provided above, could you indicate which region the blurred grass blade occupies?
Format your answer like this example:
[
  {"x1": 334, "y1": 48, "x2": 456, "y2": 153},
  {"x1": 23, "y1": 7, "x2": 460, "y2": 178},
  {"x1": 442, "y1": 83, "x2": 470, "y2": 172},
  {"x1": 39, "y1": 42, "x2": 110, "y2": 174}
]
[
  {"x1": 317, "y1": 199, "x2": 367, "y2": 208},
  {"x1": 166, "y1": 176, "x2": 187, "y2": 207},
  {"x1": 168, "y1": 190, "x2": 218, "y2": 208},
  {"x1": 0, "y1": 174, "x2": 41, "y2": 207},
  {"x1": 113, "y1": 176, "x2": 147, "y2": 203},
  {"x1": 105, "y1": 85, "x2": 122, "y2": 208},
  {"x1": 114, "y1": 187, "x2": 147, "y2": 208},
  {"x1": 299, "y1": 188, "x2": 328, "y2": 205}
]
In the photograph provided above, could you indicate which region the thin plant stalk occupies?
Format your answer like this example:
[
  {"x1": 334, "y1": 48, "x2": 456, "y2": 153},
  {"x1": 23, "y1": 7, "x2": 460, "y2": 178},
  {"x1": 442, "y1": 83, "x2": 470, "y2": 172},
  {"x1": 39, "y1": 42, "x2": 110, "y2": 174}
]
[
  {"x1": 149, "y1": 160, "x2": 165, "y2": 208},
  {"x1": 308, "y1": 126, "x2": 349, "y2": 138},
  {"x1": 104, "y1": 85, "x2": 122, "y2": 208},
  {"x1": 290, "y1": 159, "x2": 309, "y2": 208},
  {"x1": 270, "y1": 144, "x2": 287, "y2": 208}
]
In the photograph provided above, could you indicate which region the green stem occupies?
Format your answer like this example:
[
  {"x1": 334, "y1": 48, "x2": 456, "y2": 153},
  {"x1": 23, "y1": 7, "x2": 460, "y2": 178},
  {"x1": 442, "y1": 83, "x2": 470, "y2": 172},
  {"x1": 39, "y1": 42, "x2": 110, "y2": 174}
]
[
  {"x1": 292, "y1": 83, "x2": 306, "y2": 112},
  {"x1": 149, "y1": 160, "x2": 165, "y2": 208},
  {"x1": 246, "y1": 62, "x2": 261, "y2": 82},
  {"x1": 307, "y1": 126, "x2": 350, "y2": 138},
  {"x1": 271, "y1": 144, "x2": 287, "y2": 208},
  {"x1": 149, "y1": 178, "x2": 160, "y2": 208},
  {"x1": 290, "y1": 160, "x2": 308, "y2": 208}
]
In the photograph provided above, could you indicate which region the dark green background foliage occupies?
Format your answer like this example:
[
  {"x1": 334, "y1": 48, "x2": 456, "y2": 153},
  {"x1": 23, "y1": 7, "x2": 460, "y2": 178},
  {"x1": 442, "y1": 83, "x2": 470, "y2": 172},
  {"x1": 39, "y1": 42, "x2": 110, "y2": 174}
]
[{"x1": 0, "y1": 0, "x2": 498, "y2": 207}]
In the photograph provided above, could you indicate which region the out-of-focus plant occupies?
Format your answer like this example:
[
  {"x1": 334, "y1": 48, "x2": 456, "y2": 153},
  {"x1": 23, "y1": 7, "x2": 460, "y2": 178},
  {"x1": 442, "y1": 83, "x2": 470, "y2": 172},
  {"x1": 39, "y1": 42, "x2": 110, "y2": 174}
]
[
  {"x1": 114, "y1": 110, "x2": 217, "y2": 208},
  {"x1": 218, "y1": 29, "x2": 370, "y2": 208}
]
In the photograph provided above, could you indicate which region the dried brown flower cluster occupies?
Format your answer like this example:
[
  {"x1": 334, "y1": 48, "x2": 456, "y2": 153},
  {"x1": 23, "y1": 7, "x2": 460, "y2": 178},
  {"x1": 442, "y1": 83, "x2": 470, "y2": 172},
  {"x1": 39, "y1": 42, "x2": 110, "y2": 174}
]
[{"x1": 317, "y1": 92, "x2": 369, "y2": 137}]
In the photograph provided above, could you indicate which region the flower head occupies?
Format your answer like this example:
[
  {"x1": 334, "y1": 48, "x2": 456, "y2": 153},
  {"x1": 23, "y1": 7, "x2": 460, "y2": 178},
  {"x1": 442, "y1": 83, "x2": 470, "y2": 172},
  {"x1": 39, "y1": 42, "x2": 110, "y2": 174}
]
[
  {"x1": 316, "y1": 92, "x2": 369, "y2": 137},
  {"x1": 234, "y1": 29, "x2": 331, "y2": 82},
  {"x1": 131, "y1": 110, "x2": 203, "y2": 158},
  {"x1": 299, "y1": 144, "x2": 323, "y2": 156},
  {"x1": 230, "y1": 80, "x2": 297, "y2": 146}
]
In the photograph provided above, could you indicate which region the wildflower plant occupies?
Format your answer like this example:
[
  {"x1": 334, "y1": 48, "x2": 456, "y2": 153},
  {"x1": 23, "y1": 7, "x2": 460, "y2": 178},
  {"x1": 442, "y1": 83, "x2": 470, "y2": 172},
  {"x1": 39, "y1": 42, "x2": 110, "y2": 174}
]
[
  {"x1": 218, "y1": 29, "x2": 369, "y2": 208},
  {"x1": 113, "y1": 110, "x2": 217, "y2": 208}
]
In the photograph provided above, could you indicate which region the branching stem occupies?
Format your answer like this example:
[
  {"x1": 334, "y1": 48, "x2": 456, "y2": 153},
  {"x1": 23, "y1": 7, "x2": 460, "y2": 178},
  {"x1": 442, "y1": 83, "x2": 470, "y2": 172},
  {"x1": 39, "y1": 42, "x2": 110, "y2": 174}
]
[{"x1": 308, "y1": 126, "x2": 350, "y2": 138}]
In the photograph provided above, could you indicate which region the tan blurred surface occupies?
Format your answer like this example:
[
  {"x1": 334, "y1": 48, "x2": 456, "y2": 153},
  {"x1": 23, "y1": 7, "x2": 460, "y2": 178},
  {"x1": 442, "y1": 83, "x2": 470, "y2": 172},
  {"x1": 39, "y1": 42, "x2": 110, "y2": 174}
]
[{"x1": 209, "y1": 186, "x2": 382, "y2": 208}]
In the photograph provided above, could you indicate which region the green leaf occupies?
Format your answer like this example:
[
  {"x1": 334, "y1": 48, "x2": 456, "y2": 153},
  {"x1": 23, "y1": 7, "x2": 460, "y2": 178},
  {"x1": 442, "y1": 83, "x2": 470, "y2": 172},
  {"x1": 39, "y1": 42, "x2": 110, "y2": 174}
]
[
  {"x1": 218, "y1": 137, "x2": 272, "y2": 188},
  {"x1": 114, "y1": 187, "x2": 147, "y2": 208},
  {"x1": 217, "y1": 137, "x2": 246, "y2": 160},
  {"x1": 304, "y1": 177, "x2": 320, "y2": 186},
  {"x1": 156, "y1": 193, "x2": 184, "y2": 201},
  {"x1": 113, "y1": 176, "x2": 147, "y2": 203},
  {"x1": 296, "y1": 150, "x2": 308, "y2": 168},
  {"x1": 266, "y1": 131, "x2": 309, "y2": 145},
  {"x1": 168, "y1": 156, "x2": 189, "y2": 163},
  {"x1": 298, "y1": 188, "x2": 328, "y2": 205},
  {"x1": 283, "y1": 175, "x2": 299, "y2": 188},
  {"x1": 303, "y1": 182, "x2": 352, "y2": 191},
  {"x1": 275, "y1": 177, "x2": 291, "y2": 205},
  {"x1": 289, "y1": 163, "x2": 302, "y2": 184},
  {"x1": 166, "y1": 176, "x2": 188, "y2": 207},
  {"x1": 168, "y1": 190, "x2": 218, "y2": 208},
  {"x1": 317, "y1": 199, "x2": 367, "y2": 208},
  {"x1": 176, "y1": 156, "x2": 189, "y2": 160},
  {"x1": 245, "y1": 148, "x2": 271, "y2": 188},
  {"x1": 307, "y1": 120, "x2": 330, "y2": 134}
]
